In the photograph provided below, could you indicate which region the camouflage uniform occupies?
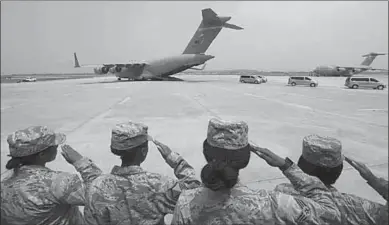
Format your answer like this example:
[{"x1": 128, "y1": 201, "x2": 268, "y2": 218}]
[
  {"x1": 171, "y1": 119, "x2": 341, "y2": 225},
  {"x1": 1, "y1": 126, "x2": 102, "y2": 225},
  {"x1": 363, "y1": 168, "x2": 388, "y2": 225},
  {"x1": 84, "y1": 121, "x2": 201, "y2": 225},
  {"x1": 274, "y1": 134, "x2": 385, "y2": 225}
]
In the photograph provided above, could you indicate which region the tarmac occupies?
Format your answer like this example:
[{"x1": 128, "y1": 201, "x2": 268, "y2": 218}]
[{"x1": 1, "y1": 74, "x2": 388, "y2": 205}]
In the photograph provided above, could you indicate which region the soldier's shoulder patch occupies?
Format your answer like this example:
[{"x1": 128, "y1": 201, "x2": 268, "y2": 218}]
[{"x1": 295, "y1": 197, "x2": 311, "y2": 223}]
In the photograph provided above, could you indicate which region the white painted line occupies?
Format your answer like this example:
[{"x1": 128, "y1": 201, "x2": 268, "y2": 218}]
[
  {"x1": 118, "y1": 97, "x2": 131, "y2": 105},
  {"x1": 210, "y1": 84, "x2": 385, "y2": 127},
  {"x1": 358, "y1": 109, "x2": 388, "y2": 112},
  {"x1": 1, "y1": 106, "x2": 11, "y2": 111},
  {"x1": 286, "y1": 93, "x2": 333, "y2": 102},
  {"x1": 243, "y1": 92, "x2": 313, "y2": 111}
]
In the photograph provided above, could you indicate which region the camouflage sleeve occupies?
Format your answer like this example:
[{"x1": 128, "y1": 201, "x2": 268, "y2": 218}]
[
  {"x1": 366, "y1": 176, "x2": 388, "y2": 201},
  {"x1": 270, "y1": 163, "x2": 341, "y2": 224},
  {"x1": 84, "y1": 204, "x2": 110, "y2": 225},
  {"x1": 376, "y1": 202, "x2": 388, "y2": 225},
  {"x1": 171, "y1": 204, "x2": 188, "y2": 225},
  {"x1": 274, "y1": 183, "x2": 300, "y2": 196},
  {"x1": 152, "y1": 152, "x2": 201, "y2": 214},
  {"x1": 165, "y1": 151, "x2": 201, "y2": 190},
  {"x1": 72, "y1": 157, "x2": 103, "y2": 186},
  {"x1": 283, "y1": 163, "x2": 332, "y2": 198},
  {"x1": 51, "y1": 172, "x2": 86, "y2": 206}
]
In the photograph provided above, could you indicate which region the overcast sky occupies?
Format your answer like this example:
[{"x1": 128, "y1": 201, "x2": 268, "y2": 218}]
[{"x1": 1, "y1": 1, "x2": 388, "y2": 74}]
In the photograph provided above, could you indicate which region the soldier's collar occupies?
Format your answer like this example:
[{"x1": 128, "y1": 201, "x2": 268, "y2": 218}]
[{"x1": 111, "y1": 165, "x2": 145, "y2": 176}]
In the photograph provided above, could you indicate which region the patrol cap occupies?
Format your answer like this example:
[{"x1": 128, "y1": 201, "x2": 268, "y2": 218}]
[
  {"x1": 206, "y1": 118, "x2": 249, "y2": 150},
  {"x1": 302, "y1": 134, "x2": 344, "y2": 168},
  {"x1": 7, "y1": 126, "x2": 66, "y2": 158},
  {"x1": 111, "y1": 121, "x2": 150, "y2": 151}
]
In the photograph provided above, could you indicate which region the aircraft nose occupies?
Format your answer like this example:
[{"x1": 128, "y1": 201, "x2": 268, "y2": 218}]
[{"x1": 205, "y1": 55, "x2": 215, "y2": 61}]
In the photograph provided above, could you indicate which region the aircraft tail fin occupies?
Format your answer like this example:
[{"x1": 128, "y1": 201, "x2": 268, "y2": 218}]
[
  {"x1": 74, "y1": 52, "x2": 81, "y2": 68},
  {"x1": 182, "y1": 8, "x2": 243, "y2": 55},
  {"x1": 360, "y1": 52, "x2": 387, "y2": 66}
]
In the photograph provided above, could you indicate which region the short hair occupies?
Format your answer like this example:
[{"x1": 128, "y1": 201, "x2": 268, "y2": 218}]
[
  {"x1": 110, "y1": 141, "x2": 148, "y2": 161},
  {"x1": 297, "y1": 155, "x2": 343, "y2": 186}
]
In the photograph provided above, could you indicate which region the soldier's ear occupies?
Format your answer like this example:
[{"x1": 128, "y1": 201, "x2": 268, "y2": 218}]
[{"x1": 141, "y1": 147, "x2": 148, "y2": 156}]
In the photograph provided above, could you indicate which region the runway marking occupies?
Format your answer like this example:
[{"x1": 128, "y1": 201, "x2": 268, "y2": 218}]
[
  {"x1": 210, "y1": 85, "x2": 386, "y2": 128},
  {"x1": 243, "y1": 92, "x2": 313, "y2": 111},
  {"x1": 286, "y1": 93, "x2": 334, "y2": 102},
  {"x1": 0, "y1": 103, "x2": 27, "y2": 112},
  {"x1": 1, "y1": 106, "x2": 11, "y2": 111},
  {"x1": 358, "y1": 108, "x2": 388, "y2": 113},
  {"x1": 60, "y1": 96, "x2": 134, "y2": 136},
  {"x1": 118, "y1": 97, "x2": 131, "y2": 105},
  {"x1": 172, "y1": 93, "x2": 221, "y2": 119}
]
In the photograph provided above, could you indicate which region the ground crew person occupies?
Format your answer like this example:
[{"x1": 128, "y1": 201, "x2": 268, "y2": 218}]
[
  {"x1": 1, "y1": 125, "x2": 102, "y2": 225},
  {"x1": 345, "y1": 156, "x2": 388, "y2": 225},
  {"x1": 171, "y1": 118, "x2": 341, "y2": 225},
  {"x1": 274, "y1": 134, "x2": 385, "y2": 225},
  {"x1": 83, "y1": 121, "x2": 201, "y2": 225}
]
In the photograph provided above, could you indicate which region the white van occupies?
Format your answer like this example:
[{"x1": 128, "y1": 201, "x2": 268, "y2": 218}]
[
  {"x1": 239, "y1": 75, "x2": 262, "y2": 84},
  {"x1": 344, "y1": 76, "x2": 386, "y2": 90},
  {"x1": 288, "y1": 76, "x2": 318, "y2": 87}
]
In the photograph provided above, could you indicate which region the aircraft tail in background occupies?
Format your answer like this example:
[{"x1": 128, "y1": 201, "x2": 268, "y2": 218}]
[
  {"x1": 74, "y1": 52, "x2": 81, "y2": 68},
  {"x1": 182, "y1": 8, "x2": 243, "y2": 55},
  {"x1": 360, "y1": 52, "x2": 387, "y2": 66}
]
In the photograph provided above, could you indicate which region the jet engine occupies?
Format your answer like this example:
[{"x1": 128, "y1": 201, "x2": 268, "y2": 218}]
[
  {"x1": 109, "y1": 66, "x2": 124, "y2": 73},
  {"x1": 93, "y1": 66, "x2": 109, "y2": 74},
  {"x1": 352, "y1": 68, "x2": 361, "y2": 73}
]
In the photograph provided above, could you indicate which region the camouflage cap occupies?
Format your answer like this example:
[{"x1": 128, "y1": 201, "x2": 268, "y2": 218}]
[
  {"x1": 111, "y1": 121, "x2": 149, "y2": 151},
  {"x1": 302, "y1": 134, "x2": 344, "y2": 168},
  {"x1": 206, "y1": 118, "x2": 249, "y2": 150},
  {"x1": 7, "y1": 126, "x2": 66, "y2": 158}
]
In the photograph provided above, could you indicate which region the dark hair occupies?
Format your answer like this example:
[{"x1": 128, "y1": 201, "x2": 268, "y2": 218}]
[
  {"x1": 111, "y1": 142, "x2": 148, "y2": 162},
  {"x1": 5, "y1": 146, "x2": 58, "y2": 170},
  {"x1": 200, "y1": 140, "x2": 251, "y2": 191},
  {"x1": 297, "y1": 155, "x2": 343, "y2": 186}
]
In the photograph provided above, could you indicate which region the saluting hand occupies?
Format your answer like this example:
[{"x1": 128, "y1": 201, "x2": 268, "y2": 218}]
[
  {"x1": 251, "y1": 144, "x2": 286, "y2": 168},
  {"x1": 345, "y1": 156, "x2": 375, "y2": 181},
  {"x1": 153, "y1": 139, "x2": 172, "y2": 159},
  {"x1": 61, "y1": 144, "x2": 83, "y2": 164}
]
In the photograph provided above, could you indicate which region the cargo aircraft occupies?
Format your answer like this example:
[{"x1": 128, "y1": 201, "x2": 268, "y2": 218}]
[
  {"x1": 312, "y1": 52, "x2": 388, "y2": 77},
  {"x1": 73, "y1": 8, "x2": 243, "y2": 81}
]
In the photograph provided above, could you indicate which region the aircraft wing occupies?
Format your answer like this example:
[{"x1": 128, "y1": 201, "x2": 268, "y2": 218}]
[
  {"x1": 73, "y1": 53, "x2": 148, "y2": 68},
  {"x1": 370, "y1": 68, "x2": 388, "y2": 71},
  {"x1": 334, "y1": 65, "x2": 370, "y2": 70}
]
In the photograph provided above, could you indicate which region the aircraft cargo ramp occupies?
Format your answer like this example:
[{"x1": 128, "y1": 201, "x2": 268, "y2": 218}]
[{"x1": 1, "y1": 74, "x2": 388, "y2": 205}]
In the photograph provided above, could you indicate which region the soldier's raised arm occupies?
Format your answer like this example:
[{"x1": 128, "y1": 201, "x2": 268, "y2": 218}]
[
  {"x1": 53, "y1": 145, "x2": 103, "y2": 206},
  {"x1": 345, "y1": 156, "x2": 388, "y2": 201},
  {"x1": 61, "y1": 144, "x2": 103, "y2": 187},
  {"x1": 152, "y1": 139, "x2": 201, "y2": 212},
  {"x1": 252, "y1": 146, "x2": 341, "y2": 224},
  {"x1": 153, "y1": 139, "x2": 201, "y2": 189}
]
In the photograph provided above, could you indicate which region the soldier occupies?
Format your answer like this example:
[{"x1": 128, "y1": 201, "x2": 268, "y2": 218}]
[
  {"x1": 171, "y1": 118, "x2": 341, "y2": 225},
  {"x1": 274, "y1": 134, "x2": 385, "y2": 225},
  {"x1": 84, "y1": 121, "x2": 201, "y2": 225},
  {"x1": 345, "y1": 156, "x2": 388, "y2": 225},
  {"x1": 1, "y1": 126, "x2": 102, "y2": 225}
]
